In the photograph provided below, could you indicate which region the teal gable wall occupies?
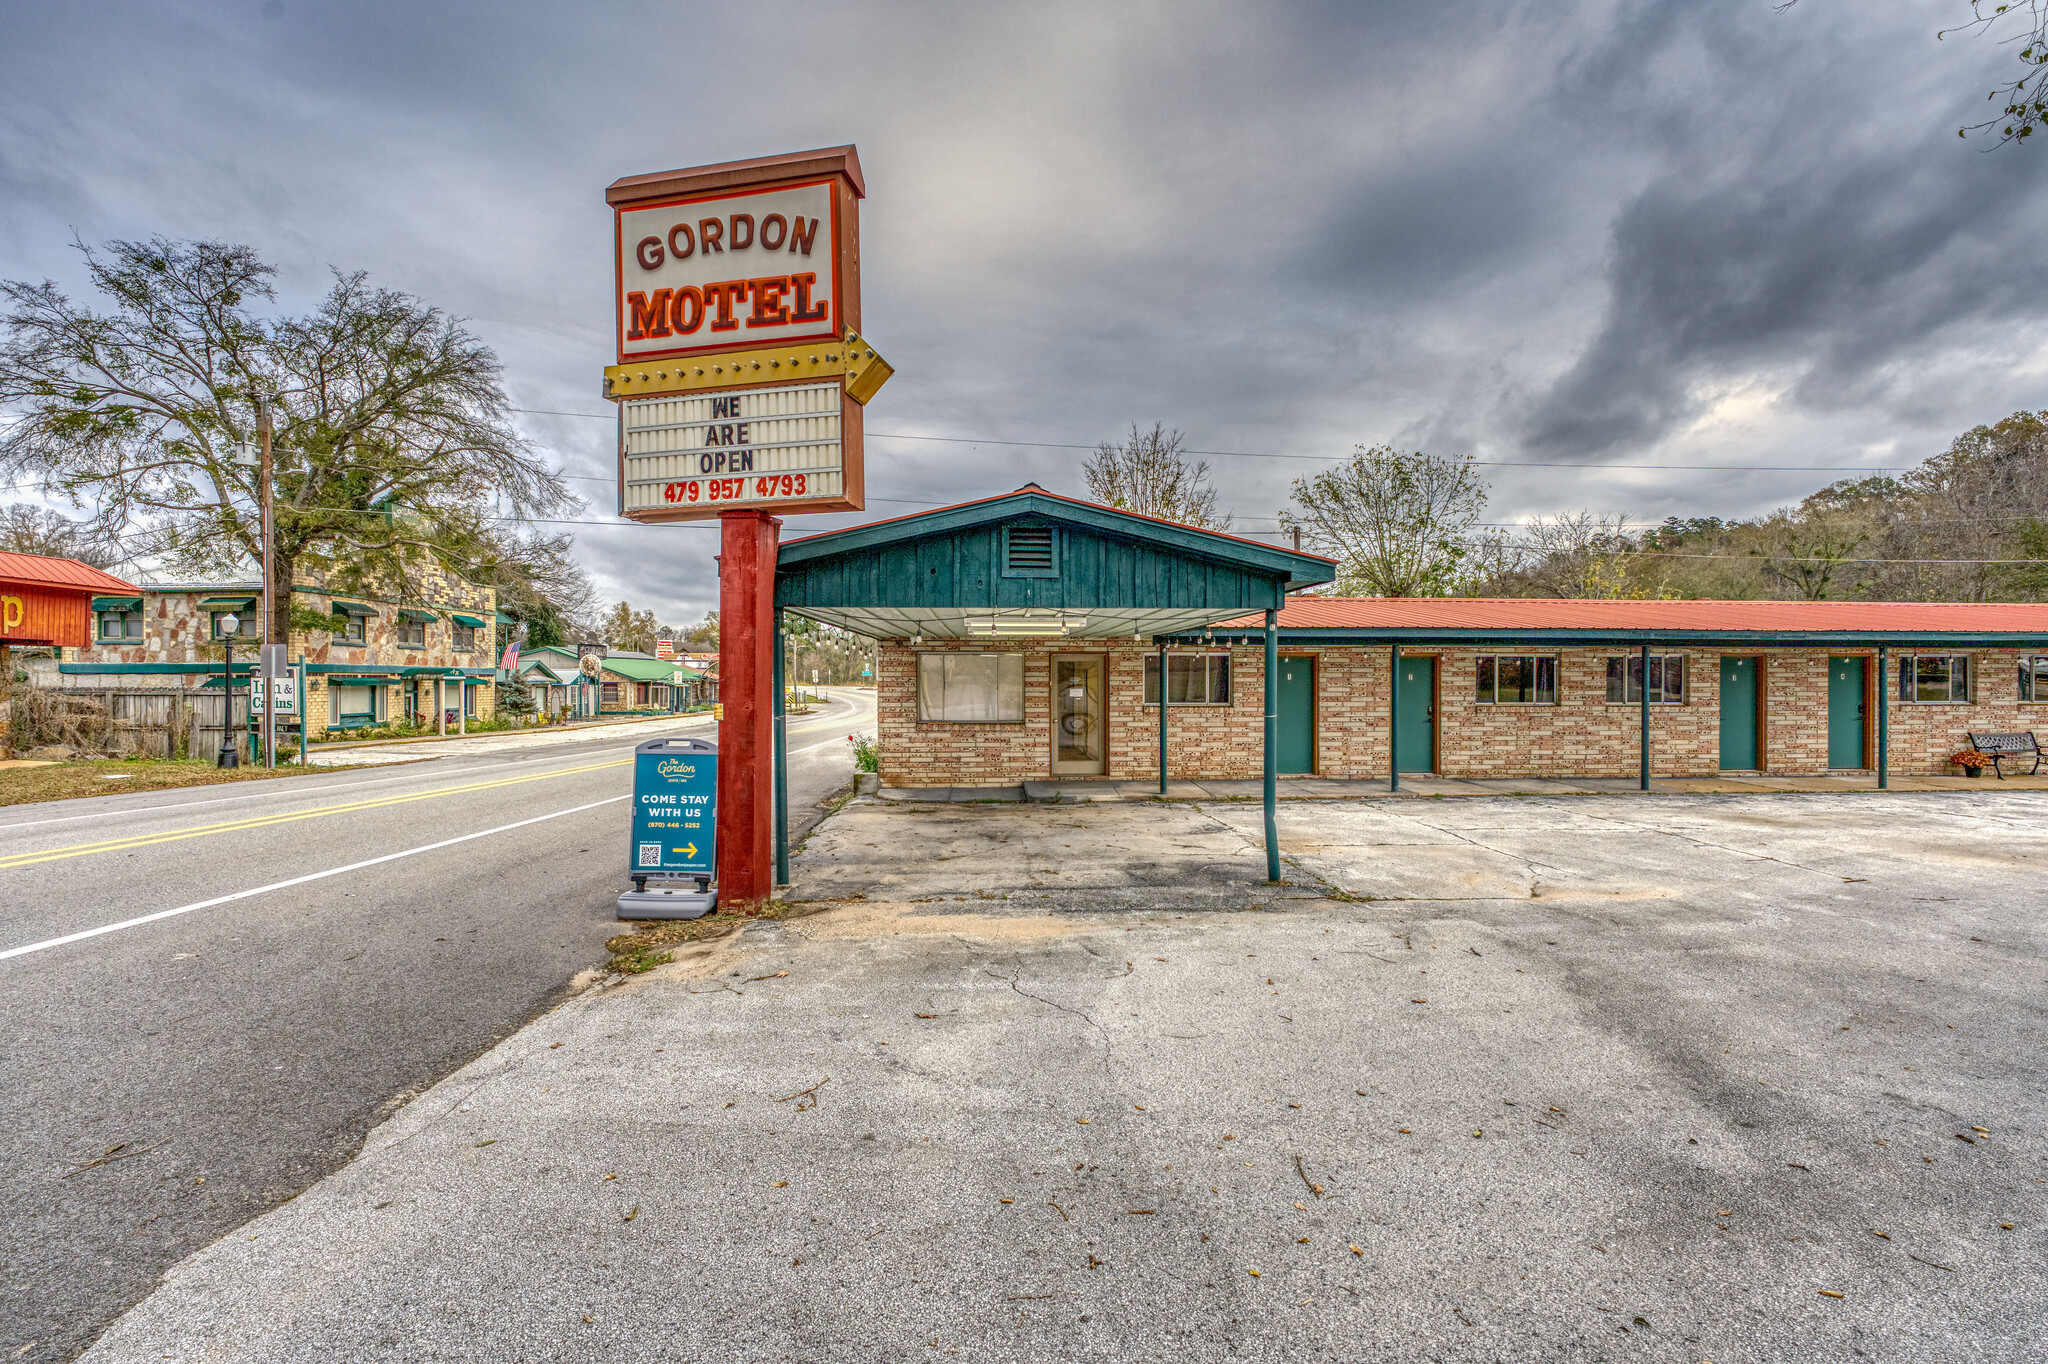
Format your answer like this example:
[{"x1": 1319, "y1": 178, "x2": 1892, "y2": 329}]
[{"x1": 776, "y1": 517, "x2": 1287, "y2": 614}]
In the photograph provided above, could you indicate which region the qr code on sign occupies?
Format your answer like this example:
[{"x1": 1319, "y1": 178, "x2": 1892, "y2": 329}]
[{"x1": 637, "y1": 842, "x2": 662, "y2": 867}]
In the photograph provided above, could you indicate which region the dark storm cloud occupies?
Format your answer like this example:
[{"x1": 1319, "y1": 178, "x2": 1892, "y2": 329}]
[
  {"x1": 3, "y1": 0, "x2": 2046, "y2": 623},
  {"x1": 1521, "y1": 0, "x2": 2048, "y2": 458}
]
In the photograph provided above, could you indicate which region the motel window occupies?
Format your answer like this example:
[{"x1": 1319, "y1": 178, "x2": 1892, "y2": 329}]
[
  {"x1": 1605, "y1": 654, "x2": 1686, "y2": 704},
  {"x1": 2022, "y1": 657, "x2": 2048, "y2": 702},
  {"x1": 210, "y1": 611, "x2": 260, "y2": 640},
  {"x1": 1475, "y1": 655, "x2": 1558, "y2": 704},
  {"x1": 334, "y1": 612, "x2": 368, "y2": 645},
  {"x1": 1896, "y1": 654, "x2": 1969, "y2": 703},
  {"x1": 452, "y1": 624, "x2": 477, "y2": 651},
  {"x1": 1143, "y1": 654, "x2": 1233, "y2": 705},
  {"x1": 601, "y1": 681, "x2": 621, "y2": 705},
  {"x1": 98, "y1": 610, "x2": 143, "y2": 641},
  {"x1": 396, "y1": 619, "x2": 427, "y2": 648},
  {"x1": 917, "y1": 652, "x2": 1026, "y2": 723}
]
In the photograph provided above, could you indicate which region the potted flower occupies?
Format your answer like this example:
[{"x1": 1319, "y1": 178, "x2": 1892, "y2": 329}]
[{"x1": 1950, "y1": 747, "x2": 1991, "y2": 778}]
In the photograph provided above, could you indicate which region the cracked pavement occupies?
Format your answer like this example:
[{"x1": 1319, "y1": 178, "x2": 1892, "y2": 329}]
[{"x1": 80, "y1": 792, "x2": 2048, "y2": 1363}]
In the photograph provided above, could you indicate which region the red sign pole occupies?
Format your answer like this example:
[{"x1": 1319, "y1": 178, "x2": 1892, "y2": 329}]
[{"x1": 715, "y1": 509, "x2": 780, "y2": 907}]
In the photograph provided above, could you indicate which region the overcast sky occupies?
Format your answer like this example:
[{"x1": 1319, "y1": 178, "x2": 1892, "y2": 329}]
[{"x1": 4, "y1": 0, "x2": 2045, "y2": 623}]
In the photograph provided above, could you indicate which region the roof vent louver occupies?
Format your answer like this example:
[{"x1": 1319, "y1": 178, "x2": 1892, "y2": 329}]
[{"x1": 1005, "y1": 526, "x2": 1056, "y2": 575}]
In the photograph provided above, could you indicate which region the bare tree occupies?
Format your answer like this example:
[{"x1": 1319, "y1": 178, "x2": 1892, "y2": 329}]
[
  {"x1": 1279, "y1": 445, "x2": 1487, "y2": 597},
  {"x1": 1512, "y1": 512, "x2": 1668, "y2": 599},
  {"x1": 0, "y1": 236, "x2": 574, "y2": 643},
  {"x1": 1082, "y1": 423, "x2": 1229, "y2": 530},
  {"x1": 0, "y1": 504, "x2": 119, "y2": 566}
]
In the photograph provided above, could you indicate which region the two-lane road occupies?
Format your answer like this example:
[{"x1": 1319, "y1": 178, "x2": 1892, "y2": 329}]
[{"x1": 0, "y1": 688, "x2": 874, "y2": 1362}]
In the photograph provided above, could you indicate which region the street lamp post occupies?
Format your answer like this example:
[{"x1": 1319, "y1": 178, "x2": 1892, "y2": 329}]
[{"x1": 217, "y1": 613, "x2": 240, "y2": 768}]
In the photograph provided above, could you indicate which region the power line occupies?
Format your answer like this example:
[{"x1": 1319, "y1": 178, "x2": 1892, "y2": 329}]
[{"x1": 503, "y1": 406, "x2": 1915, "y2": 477}]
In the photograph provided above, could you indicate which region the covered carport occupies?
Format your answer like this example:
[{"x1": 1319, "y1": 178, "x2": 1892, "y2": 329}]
[{"x1": 770, "y1": 485, "x2": 1333, "y2": 881}]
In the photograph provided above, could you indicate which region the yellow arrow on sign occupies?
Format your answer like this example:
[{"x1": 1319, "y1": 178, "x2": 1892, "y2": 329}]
[
  {"x1": 680, "y1": 843, "x2": 697, "y2": 858},
  {"x1": 604, "y1": 330, "x2": 893, "y2": 404}
]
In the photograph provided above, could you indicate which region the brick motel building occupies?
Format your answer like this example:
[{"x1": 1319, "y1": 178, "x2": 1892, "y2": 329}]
[{"x1": 772, "y1": 488, "x2": 2048, "y2": 788}]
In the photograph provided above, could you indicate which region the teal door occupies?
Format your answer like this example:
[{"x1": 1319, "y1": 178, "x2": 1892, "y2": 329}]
[
  {"x1": 1828, "y1": 657, "x2": 1866, "y2": 769},
  {"x1": 1277, "y1": 657, "x2": 1315, "y2": 774},
  {"x1": 1719, "y1": 657, "x2": 1759, "y2": 770},
  {"x1": 1395, "y1": 655, "x2": 1435, "y2": 773}
]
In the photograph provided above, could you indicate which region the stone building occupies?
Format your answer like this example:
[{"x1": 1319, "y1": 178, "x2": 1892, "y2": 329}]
[{"x1": 57, "y1": 564, "x2": 501, "y2": 736}]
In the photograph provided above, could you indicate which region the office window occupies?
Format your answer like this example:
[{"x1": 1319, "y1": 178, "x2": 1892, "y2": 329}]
[
  {"x1": 1897, "y1": 654, "x2": 1969, "y2": 703},
  {"x1": 1475, "y1": 654, "x2": 1557, "y2": 704},
  {"x1": 2022, "y1": 657, "x2": 2048, "y2": 701},
  {"x1": 1143, "y1": 654, "x2": 1233, "y2": 705},
  {"x1": 98, "y1": 610, "x2": 143, "y2": 641},
  {"x1": 452, "y1": 624, "x2": 477, "y2": 651},
  {"x1": 210, "y1": 611, "x2": 260, "y2": 640},
  {"x1": 917, "y1": 653, "x2": 1026, "y2": 722},
  {"x1": 601, "y1": 681, "x2": 620, "y2": 705},
  {"x1": 1605, "y1": 654, "x2": 1685, "y2": 704},
  {"x1": 396, "y1": 619, "x2": 427, "y2": 648},
  {"x1": 335, "y1": 612, "x2": 368, "y2": 645}
]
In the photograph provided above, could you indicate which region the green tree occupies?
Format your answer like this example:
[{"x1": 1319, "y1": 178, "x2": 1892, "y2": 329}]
[
  {"x1": 1082, "y1": 423, "x2": 1229, "y2": 529},
  {"x1": 600, "y1": 600, "x2": 661, "y2": 653},
  {"x1": 1280, "y1": 445, "x2": 1487, "y2": 597},
  {"x1": 0, "y1": 236, "x2": 572, "y2": 643},
  {"x1": 681, "y1": 611, "x2": 719, "y2": 651}
]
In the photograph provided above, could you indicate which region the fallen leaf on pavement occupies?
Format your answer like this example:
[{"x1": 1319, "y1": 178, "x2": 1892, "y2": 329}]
[
  {"x1": 1076, "y1": 1118, "x2": 1090, "y2": 1125},
  {"x1": 1817, "y1": 1290, "x2": 1843, "y2": 1299},
  {"x1": 914, "y1": 1013, "x2": 937, "y2": 1019},
  {"x1": 1411, "y1": 998, "x2": 1428, "y2": 1004},
  {"x1": 622, "y1": 1206, "x2": 638, "y2": 1222},
  {"x1": 474, "y1": 1140, "x2": 495, "y2": 1148},
  {"x1": 1247, "y1": 1268, "x2": 1261, "y2": 1278},
  {"x1": 1349, "y1": 1244, "x2": 1363, "y2": 1256},
  {"x1": 773, "y1": 1181, "x2": 789, "y2": 1188},
  {"x1": 602, "y1": 1174, "x2": 617, "y2": 1181}
]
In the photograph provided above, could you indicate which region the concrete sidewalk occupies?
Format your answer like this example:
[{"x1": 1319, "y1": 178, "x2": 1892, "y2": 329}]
[
  {"x1": 879, "y1": 772, "x2": 2048, "y2": 802},
  {"x1": 81, "y1": 792, "x2": 2047, "y2": 1363}
]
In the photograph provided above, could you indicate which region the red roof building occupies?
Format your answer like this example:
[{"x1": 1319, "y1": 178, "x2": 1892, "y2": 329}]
[{"x1": 0, "y1": 552, "x2": 140, "y2": 649}]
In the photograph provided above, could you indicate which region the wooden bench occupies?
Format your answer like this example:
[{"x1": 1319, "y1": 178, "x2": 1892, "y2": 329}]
[{"x1": 1966, "y1": 731, "x2": 2042, "y2": 779}]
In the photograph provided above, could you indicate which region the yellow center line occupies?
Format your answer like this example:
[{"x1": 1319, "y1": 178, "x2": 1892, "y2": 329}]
[{"x1": 0, "y1": 758, "x2": 630, "y2": 872}]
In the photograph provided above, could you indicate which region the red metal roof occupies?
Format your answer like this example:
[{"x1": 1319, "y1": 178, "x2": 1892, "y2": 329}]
[
  {"x1": 0, "y1": 551, "x2": 137, "y2": 594},
  {"x1": 1214, "y1": 596, "x2": 2048, "y2": 633}
]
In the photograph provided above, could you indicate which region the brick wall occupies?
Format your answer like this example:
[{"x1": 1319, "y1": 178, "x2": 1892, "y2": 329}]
[{"x1": 875, "y1": 639, "x2": 2048, "y2": 784}]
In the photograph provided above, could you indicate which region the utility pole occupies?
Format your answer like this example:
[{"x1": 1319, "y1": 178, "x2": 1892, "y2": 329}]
[{"x1": 256, "y1": 392, "x2": 277, "y2": 768}]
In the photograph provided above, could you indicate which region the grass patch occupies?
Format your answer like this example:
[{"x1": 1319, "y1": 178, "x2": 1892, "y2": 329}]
[{"x1": 0, "y1": 757, "x2": 370, "y2": 807}]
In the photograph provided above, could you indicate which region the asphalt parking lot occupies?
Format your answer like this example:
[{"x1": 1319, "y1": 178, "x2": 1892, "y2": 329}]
[{"x1": 83, "y1": 792, "x2": 2046, "y2": 1363}]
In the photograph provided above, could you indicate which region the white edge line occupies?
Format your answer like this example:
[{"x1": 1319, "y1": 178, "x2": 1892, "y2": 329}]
[
  {"x1": 0, "y1": 795, "x2": 631, "y2": 963},
  {"x1": 0, "y1": 693, "x2": 875, "y2": 834}
]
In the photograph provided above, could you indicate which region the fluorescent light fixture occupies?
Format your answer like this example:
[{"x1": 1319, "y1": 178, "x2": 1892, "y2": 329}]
[{"x1": 963, "y1": 609, "x2": 1089, "y2": 637}]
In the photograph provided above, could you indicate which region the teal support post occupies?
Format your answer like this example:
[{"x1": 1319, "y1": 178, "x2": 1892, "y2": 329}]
[
  {"x1": 1877, "y1": 645, "x2": 1889, "y2": 789},
  {"x1": 1639, "y1": 642, "x2": 1651, "y2": 791},
  {"x1": 297, "y1": 659, "x2": 307, "y2": 766},
  {"x1": 1388, "y1": 645, "x2": 1400, "y2": 793},
  {"x1": 1264, "y1": 609, "x2": 1280, "y2": 882},
  {"x1": 773, "y1": 608, "x2": 789, "y2": 888},
  {"x1": 1157, "y1": 638, "x2": 1168, "y2": 796}
]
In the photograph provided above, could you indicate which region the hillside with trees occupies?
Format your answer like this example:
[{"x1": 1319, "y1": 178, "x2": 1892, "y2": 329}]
[{"x1": 1475, "y1": 411, "x2": 2048, "y2": 603}]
